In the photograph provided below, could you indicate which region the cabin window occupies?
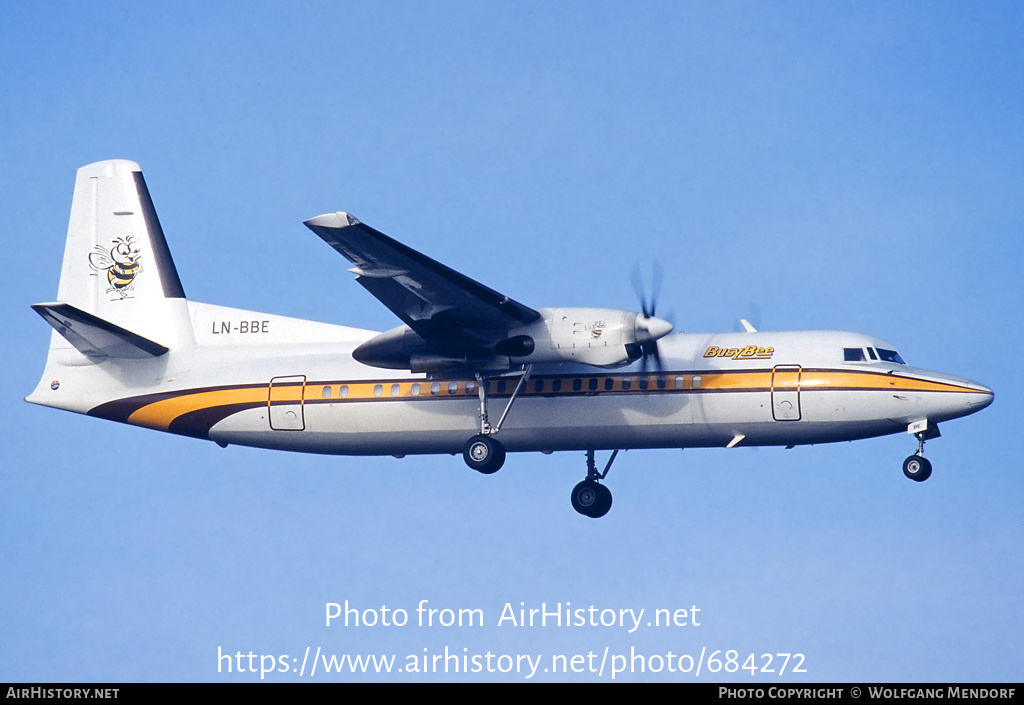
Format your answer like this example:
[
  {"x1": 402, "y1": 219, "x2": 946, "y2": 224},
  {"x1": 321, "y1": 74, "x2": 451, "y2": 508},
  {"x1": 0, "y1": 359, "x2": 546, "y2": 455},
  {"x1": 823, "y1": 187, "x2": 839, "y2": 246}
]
[
  {"x1": 339, "y1": 385, "x2": 349, "y2": 398},
  {"x1": 466, "y1": 381, "x2": 476, "y2": 395},
  {"x1": 552, "y1": 379, "x2": 562, "y2": 392},
  {"x1": 431, "y1": 382, "x2": 441, "y2": 395},
  {"x1": 639, "y1": 377, "x2": 649, "y2": 390},
  {"x1": 657, "y1": 376, "x2": 667, "y2": 389},
  {"x1": 534, "y1": 379, "x2": 544, "y2": 393},
  {"x1": 411, "y1": 383, "x2": 420, "y2": 396},
  {"x1": 844, "y1": 347, "x2": 866, "y2": 362},
  {"x1": 390, "y1": 383, "x2": 401, "y2": 397},
  {"x1": 622, "y1": 377, "x2": 632, "y2": 390},
  {"x1": 692, "y1": 375, "x2": 701, "y2": 389},
  {"x1": 588, "y1": 378, "x2": 598, "y2": 391},
  {"x1": 322, "y1": 385, "x2": 332, "y2": 399},
  {"x1": 448, "y1": 381, "x2": 459, "y2": 395},
  {"x1": 373, "y1": 384, "x2": 383, "y2": 397},
  {"x1": 497, "y1": 380, "x2": 508, "y2": 394},
  {"x1": 876, "y1": 348, "x2": 906, "y2": 364},
  {"x1": 604, "y1": 377, "x2": 614, "y2": 391},
  {"x1": 674, "y1": 376, "x2": 686, "y2": 389},
  {"x1": 573, "y1": 378, "x2": 582, "y2": 392}
]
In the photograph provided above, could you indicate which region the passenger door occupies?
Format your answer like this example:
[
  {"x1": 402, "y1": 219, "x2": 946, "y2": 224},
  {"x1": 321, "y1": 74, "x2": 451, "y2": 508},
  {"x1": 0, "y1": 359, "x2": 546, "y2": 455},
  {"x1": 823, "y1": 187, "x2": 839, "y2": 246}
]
[
  {"x1": 771, "y1": 365, "x2": 802, "y2": 421},
  {"x1": 269, "y1": 375, "x2": 306, "y2": 430}
]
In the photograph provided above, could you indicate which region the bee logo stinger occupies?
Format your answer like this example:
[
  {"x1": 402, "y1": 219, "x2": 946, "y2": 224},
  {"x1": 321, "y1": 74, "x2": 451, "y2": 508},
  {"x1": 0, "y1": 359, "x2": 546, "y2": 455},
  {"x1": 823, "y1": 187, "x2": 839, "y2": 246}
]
[{"x1": 88, "y1": 235, "x2": 142, "y2": 299}]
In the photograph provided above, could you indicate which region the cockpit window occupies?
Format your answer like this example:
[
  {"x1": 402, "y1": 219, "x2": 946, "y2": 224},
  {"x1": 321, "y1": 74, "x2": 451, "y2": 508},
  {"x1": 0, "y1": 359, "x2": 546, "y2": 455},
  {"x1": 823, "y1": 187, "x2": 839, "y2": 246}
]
[
  {"x1": 844, "y1": 346, "x2": 906, "y2": 364},
  {"x1": 875, "y1": 348, "x2": 906, "y2": 364}
]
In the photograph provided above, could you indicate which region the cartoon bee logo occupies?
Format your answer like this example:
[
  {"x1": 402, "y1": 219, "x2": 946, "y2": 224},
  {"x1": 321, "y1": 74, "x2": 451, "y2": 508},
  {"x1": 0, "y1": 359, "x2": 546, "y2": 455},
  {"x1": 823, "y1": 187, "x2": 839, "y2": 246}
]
[{"x1": 89, "y1": 235, "x2": 142, "y2": 299}]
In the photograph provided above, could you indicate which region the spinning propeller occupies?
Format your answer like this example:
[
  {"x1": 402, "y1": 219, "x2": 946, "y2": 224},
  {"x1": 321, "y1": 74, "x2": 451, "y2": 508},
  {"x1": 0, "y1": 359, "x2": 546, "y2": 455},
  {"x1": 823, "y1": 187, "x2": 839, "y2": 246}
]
[{"x1": 630, "y1": 262, "x2": 674, "y2": 372}]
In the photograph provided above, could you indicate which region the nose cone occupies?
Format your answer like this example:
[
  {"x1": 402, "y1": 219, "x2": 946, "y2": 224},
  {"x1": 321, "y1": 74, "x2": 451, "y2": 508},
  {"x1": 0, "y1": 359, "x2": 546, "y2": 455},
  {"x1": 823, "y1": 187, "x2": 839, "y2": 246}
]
[
  {"x1": 919, "y1": 372, "x2": 994, "y2": 422},
  {"x1": 968, "y1": 383, "x2": 994, "y2": 413},
  {"x1": 634, "y1": 315, "x2": 673, "y2": 343},
  {"x1": 951, "y1": 375, "x2": 994, "y2": 413}
]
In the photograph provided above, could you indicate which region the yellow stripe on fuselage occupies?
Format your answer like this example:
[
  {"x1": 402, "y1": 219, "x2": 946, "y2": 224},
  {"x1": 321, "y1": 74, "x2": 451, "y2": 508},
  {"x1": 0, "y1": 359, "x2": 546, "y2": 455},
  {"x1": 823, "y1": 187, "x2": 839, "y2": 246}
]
[
  {"x1": 779, "y1": 370, "x2": 980, "y2": 394},
  {"x1": 118, "y1": 368, "x2": 983, "y2": 433},
  {"x1": 127, "y1": 387, "x2": 268, "y2": 431}
]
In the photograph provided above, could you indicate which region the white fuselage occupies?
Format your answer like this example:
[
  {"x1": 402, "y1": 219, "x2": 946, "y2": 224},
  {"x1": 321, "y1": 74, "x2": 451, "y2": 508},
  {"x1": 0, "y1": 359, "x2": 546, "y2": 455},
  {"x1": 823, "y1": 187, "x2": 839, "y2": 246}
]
[{"x1": 28, "y1": 302, "x2": 994, "y2": 457}]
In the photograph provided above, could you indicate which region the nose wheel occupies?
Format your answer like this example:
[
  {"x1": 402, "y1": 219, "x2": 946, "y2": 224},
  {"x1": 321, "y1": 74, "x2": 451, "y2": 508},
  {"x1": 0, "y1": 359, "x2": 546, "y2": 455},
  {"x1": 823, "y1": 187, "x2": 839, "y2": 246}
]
[{"x1": 902, "y1": 454, "x2": 932, "y2": 482}]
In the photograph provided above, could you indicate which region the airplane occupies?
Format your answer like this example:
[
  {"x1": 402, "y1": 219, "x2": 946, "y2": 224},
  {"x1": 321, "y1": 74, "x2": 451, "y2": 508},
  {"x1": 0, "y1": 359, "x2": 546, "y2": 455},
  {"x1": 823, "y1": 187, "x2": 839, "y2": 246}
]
[{"x1": 27, "y1": 160, "x2": 994, "y2": 518}]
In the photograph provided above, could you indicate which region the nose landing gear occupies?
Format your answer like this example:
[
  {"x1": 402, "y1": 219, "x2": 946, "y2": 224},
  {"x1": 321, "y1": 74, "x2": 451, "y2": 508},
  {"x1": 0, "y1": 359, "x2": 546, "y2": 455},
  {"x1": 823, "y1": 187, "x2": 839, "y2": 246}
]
[{"x1": 903, "y1": 421, "x2": 939, "y2": 482}]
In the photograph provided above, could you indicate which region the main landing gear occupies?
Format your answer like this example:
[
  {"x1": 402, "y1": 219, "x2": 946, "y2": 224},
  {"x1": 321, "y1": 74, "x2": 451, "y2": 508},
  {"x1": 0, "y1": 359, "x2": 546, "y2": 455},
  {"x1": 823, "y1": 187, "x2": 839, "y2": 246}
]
[
  {"x1": 459, "y1": 367, "x2": 618, "y2": 518},
  {"x1": 571, "y1": 449, "x2": 618, "y2": 518},
  {"x1": 902, "y1": 421, "x2": 939, "y2": 482},
  {"x1": 461, "y1": 366, "x2": 532, "y2": 475}
]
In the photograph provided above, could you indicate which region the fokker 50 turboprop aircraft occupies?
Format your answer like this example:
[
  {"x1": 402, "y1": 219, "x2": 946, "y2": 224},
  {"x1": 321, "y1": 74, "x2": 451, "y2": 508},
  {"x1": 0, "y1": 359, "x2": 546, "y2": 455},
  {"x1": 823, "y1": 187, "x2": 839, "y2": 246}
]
[{"x1": 28, "y1": 160, "x2": 994, "y2": 517}]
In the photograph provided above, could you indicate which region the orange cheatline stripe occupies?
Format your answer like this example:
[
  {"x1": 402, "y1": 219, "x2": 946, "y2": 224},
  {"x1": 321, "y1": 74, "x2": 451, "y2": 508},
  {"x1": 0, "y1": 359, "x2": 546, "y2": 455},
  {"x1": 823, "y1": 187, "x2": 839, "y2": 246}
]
[
  {"x1": 793, "y1": 370, "x2": 982, "y2": 393},
  {"x1": 686, "y1": 370, "x2": 983, "y2": 394},
  {"x1": 128, "y1": 386, "x2": 268, "y2": 431},
  {"x1": 121, "y1": 369, "x2": 985, "y2": 432},
  {"x1": 696, "y1": 372, "x2": 773, "y2": 390}
]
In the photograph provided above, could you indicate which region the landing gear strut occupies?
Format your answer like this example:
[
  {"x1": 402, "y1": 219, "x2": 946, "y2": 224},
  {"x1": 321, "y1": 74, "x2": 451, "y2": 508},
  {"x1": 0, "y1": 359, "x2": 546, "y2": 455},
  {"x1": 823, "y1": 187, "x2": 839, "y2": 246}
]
[
  {"x1": 571, "y1": 449, "x2": 618, "y2": 518},
  {"x1": 461, "y1": 366, "x2": 532, "y2": 474},
  {"x1": 903, "y1": 422, "x2": 938, "y2": 482}
]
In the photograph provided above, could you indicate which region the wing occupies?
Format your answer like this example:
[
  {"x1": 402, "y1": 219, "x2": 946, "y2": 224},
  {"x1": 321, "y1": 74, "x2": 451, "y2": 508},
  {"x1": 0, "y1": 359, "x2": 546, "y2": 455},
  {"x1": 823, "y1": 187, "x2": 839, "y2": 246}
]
[{"x1": 304, "y1": 212, "x2": 540, "y2": 349}]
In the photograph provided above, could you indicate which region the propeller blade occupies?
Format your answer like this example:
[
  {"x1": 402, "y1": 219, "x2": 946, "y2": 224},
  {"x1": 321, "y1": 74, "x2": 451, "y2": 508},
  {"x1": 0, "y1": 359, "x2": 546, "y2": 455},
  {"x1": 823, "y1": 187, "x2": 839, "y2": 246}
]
[
  {"x1": 631, "y1": 260, "x2": 664, "y2": 318},
  {"x1": 637, "y1": 343, "x2": 658, "y2": 373},
  {"x1": 631, "y1": 265, "x2": 649, "y2": 317},
  {"x1": 649, "y1": 260, "x2": 663, "y2": 317},
  {"x1": 630, "y1": 260, "x2": 671, "y2": 374},
  {"x1": 639, "y1": 342, "x2": 656, "y2": 373}
]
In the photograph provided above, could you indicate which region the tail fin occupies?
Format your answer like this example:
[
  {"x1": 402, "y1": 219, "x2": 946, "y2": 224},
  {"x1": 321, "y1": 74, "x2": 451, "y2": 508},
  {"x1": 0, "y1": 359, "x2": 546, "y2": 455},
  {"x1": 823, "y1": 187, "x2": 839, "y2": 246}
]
[{"x1": 37, "y1": 160, "x2": 193, "y2": 355}]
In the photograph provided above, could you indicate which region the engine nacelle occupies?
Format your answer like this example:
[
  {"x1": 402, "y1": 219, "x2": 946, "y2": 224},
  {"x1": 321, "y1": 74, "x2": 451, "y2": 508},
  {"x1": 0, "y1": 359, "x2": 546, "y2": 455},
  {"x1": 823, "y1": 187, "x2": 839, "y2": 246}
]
[
  {"x1": 352, "y1": 325, "x2": 511, "y2": 372},
  {"x1": 512, "y1": 307, "x2": 673, "y2": 368},
  {"x1": 352, "y1": 325, "x2": 419, "y2": 369},
  {"x1": 351, "y1": 308, "x2": 672, "y2": 371}
]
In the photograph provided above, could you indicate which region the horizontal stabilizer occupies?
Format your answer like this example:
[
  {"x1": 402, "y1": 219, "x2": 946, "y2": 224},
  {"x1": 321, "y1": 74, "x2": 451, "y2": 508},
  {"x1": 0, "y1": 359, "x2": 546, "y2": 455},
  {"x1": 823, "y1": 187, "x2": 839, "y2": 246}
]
[{"x1": 32, "y1": 302, "x2": 169, "y2": 359}]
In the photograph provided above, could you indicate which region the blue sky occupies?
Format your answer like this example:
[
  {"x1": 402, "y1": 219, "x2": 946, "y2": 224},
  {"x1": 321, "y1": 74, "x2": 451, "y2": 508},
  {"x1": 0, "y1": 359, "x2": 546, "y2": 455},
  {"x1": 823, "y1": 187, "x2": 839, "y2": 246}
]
[{"x1": 2, "y1": 1, "x2": 1021, "y2": 682}]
